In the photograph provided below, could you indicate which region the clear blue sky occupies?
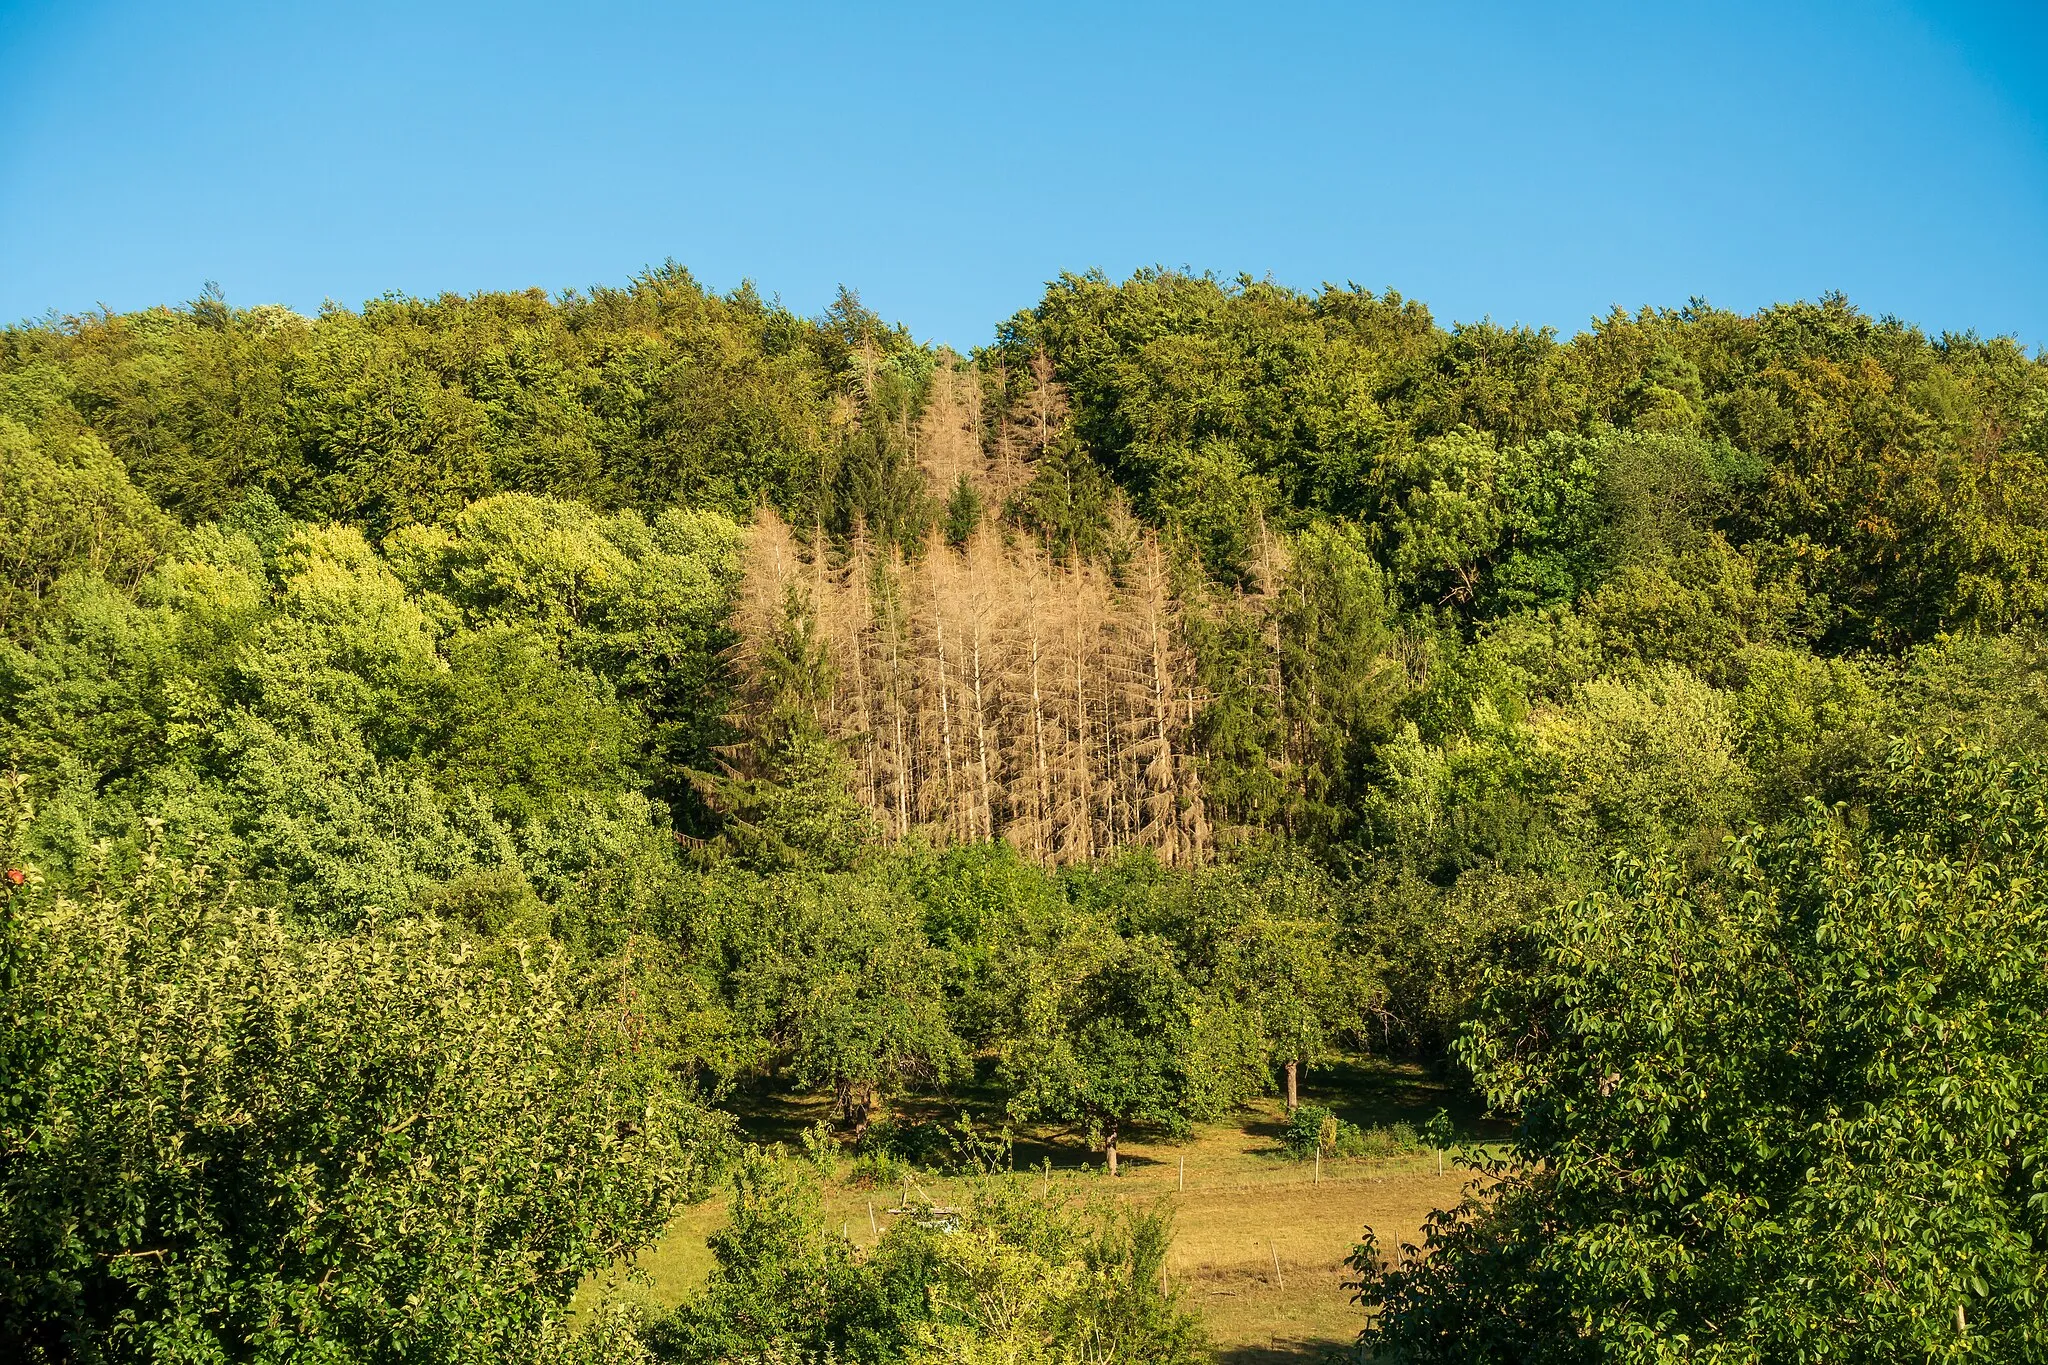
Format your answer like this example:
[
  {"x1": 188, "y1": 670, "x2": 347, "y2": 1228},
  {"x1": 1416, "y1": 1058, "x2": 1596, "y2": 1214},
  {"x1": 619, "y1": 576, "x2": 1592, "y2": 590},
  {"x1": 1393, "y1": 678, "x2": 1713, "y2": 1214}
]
[{"x1": 2, "y1": 0, "x2": 2044, "y2": 350}]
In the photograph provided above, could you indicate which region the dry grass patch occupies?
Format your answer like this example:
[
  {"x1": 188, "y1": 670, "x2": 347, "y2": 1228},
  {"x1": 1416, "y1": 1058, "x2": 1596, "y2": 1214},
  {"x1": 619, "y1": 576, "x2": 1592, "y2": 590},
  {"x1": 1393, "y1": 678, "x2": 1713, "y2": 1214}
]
[{"x1": 585, "y1": 1065, "x2": 1486, "y2": 1362}]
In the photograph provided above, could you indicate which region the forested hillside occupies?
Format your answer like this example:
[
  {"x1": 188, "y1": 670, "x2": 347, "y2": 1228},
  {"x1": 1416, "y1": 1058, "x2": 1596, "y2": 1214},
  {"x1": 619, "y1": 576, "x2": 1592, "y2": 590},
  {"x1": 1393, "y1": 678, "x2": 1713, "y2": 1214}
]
[{"x1": 4, "y1": 266, "x2": 2046, "y2": 1362}]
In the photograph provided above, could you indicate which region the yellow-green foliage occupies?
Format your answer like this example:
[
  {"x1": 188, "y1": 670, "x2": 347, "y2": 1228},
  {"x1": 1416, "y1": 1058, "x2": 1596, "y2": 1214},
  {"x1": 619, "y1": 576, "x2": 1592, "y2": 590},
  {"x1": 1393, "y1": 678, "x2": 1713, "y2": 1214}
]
[{"x1": 0, "y1": 418, "x2": 174, "y2": 635}]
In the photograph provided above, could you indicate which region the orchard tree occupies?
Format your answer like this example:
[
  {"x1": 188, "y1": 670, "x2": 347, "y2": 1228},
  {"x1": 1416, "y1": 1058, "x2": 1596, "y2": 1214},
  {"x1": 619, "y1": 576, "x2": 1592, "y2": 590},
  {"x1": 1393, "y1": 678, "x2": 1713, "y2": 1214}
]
[
  {"x1": 1134, "y1": 853, "x2": 1374, "y2": 1114},
  {"x1": 1003, "y1": 932, "x2": 1248, "y2": 1174},
  {"x1": 724, "y1": 874, "x2": 965, "y2": 1133},
  {"x1": 0, "y1": 819, "x2": 724, "y2": 1363},
  {"x1": 1224, "y1": 908, "x2": 1362, "y2": 1112}
]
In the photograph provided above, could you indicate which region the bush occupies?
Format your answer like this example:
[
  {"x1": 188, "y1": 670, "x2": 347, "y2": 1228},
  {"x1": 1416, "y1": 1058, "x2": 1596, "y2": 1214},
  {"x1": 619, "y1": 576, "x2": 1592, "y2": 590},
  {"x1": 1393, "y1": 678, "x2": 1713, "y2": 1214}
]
[
  {"x1": 1284, "y1": 1106, "x2": 1422, "y2": 1160},
  {"x1": 1356, "y1": 1121, "x2": 1422, "y2": 1157},
  {"x1": 1283, "y1": 1103, "x2": 1338, "y2": 1157},
  {"x1": 846, "y1": 1147, "x2": 911, "y2": 1192},
  {"x1": 848, "y1": 1112, "x2": 1010, "y2": 1179},
  {"x1": 856, "y1": 1115, "x2": 951, "y2": 1165},
  {"x1": 653, "y1": 1155, "x2": 1207, "y2": 1365}
]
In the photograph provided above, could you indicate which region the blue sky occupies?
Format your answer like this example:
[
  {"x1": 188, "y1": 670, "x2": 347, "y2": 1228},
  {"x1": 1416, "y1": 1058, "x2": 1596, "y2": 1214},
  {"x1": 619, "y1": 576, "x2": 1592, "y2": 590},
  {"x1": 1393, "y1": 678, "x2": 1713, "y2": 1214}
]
[{"x1": 2, "y1": 1, "x2": 2044, "y2": 350}]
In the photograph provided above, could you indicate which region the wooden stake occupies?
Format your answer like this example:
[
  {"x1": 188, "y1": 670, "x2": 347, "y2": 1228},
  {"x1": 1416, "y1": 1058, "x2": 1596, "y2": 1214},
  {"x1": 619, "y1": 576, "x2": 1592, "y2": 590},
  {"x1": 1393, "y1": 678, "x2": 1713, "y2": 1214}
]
[
  {"x1": 1315, "y1": 1149, "x2": 1321, "y2": 1183},
  {"x1": 868, "y1": 1202, "x2": 877, "y2": 1237},
  {"x1": 1179, "y1": 1157, "x2": 1185, "y2": 1192},
  {"x1": 1271, "y1": 1242, "x2": 1284, "y2": 1289}
]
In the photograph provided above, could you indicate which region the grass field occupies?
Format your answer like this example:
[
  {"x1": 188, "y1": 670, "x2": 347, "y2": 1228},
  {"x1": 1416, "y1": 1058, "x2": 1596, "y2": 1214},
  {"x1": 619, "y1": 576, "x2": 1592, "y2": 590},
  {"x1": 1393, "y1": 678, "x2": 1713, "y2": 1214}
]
[{"x1": 589, "y1": 1059, "x2": 1485, "y2": 1362}]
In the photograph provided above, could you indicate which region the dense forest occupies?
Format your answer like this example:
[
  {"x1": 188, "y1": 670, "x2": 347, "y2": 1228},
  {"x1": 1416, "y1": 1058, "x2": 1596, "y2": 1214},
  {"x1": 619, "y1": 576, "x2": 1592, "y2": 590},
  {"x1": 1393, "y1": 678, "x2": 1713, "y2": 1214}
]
[{"x1": 3, "y1": 265, "x2": 2046, "y2": 1362}]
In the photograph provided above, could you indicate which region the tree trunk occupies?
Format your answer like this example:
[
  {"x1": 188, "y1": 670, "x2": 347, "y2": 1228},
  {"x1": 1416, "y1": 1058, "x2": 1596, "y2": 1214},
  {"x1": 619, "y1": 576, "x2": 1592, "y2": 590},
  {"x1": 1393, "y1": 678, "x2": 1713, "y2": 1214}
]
[
  {"x1": 846, "y1": 550, "x2": 877, "y2": 819},
  {"x1": 935, "y1": 610, "x2": 957, "y2": 835},
  {"x1": 970, "y1": 621, "x2": 994, "y2": 841},
  {"x1": 1285, "y1": 1058, "x2": 1299, "y2": 1113},
  {"x1": 1029, "y1": 625, "x2": 1049, "y2": 861},
  {"x1": 861, "y1": 1082, "x2": 883, "y2": 1135},
  {"x1": 1070, "y1": 624, "x2": 1093, "y2": 860},
  {"x1": 889, "y1": 619, "x2": 909, "y2": 833},
  {"x1": 1104, "y1": 1120, "x2": 1119, "y2": 1177}
]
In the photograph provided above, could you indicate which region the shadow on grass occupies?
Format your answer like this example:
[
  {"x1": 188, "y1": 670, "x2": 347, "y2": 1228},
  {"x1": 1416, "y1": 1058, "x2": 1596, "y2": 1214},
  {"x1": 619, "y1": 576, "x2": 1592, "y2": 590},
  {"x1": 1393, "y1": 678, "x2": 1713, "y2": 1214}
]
[
  {"x1": 1213, "y1": 1337, "x2": 1360, "y2": 1364},
  {"x1": 1305, "y1": 1056, "x2": 1504, "y2": 1142},
  {"x1": 722, "y1": 1086, "x2": 834, "y2": 1149},
  {"x1": 718, "y1": 1052, "x2": 1504, "y2": 1172},
  {"x1": 720, "y1": 1081, "x2": 1126, "y2": 1174}
]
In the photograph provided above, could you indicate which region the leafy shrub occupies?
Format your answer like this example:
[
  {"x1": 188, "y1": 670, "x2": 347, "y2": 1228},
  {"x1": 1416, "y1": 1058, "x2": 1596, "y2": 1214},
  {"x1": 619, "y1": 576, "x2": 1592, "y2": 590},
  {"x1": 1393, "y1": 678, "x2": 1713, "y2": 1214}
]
[
  {"x1": 1283, "y1": 1103, "x2": 1341, "y2": 1157},
  {"x1": 856, "y1": 1116, "x2": 951, "y2": 1166},
  {"x1": 1284, "y1": 1106, "x2": 1422, "y2": 1159},
  {"x1": 652, "y1": 1155, "x2": 1206, "y2": 1365},
  {"x1": 1356, "y1": 1121, "x2": 1422, "y2": 1157},
  {"x1": 845, "y1": 1147, "x2": 911, "y2": 1191}
]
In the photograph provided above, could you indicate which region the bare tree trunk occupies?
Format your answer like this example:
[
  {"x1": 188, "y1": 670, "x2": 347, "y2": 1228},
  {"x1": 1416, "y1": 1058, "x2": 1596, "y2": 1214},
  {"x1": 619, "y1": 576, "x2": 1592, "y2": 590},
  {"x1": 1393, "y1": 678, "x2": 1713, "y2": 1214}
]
[
  {"x1": 1029, "y1": 621, "x2": 1050, "y2": 861},
  {"x1": 1104, "y1": 1120, "x2": 1119, "y2": 1177},
  {"x1": 934, "y1": 609, "x2": 958, "y2": 838},
  {"x1": 1101, "y1": 665, "x2": 1122, "y2": 851},
  {"x1": 838, "y1": 1079, "x2": 881, "y2": 1139},
  {"x1": 845, "y1": 545, "x2": 877, "y2": 823},
  {"x1": 891, "y1": 659, "x2": 910, "y2": 833},
  {"x1": 812, "y1": 524, "x2": 836, "y2": 732},
  {"x1": 970, "y1": 620, "x2": 994, "y2": 841},
  {"x1": 880, "y1": 567, "x2": 910, "y2": 835},
  {"x1": 1070, "y1": 622, "x2": 1093, "y2": 860},
  {"x1": 1145, "y1": 563, "x2": 1180, "y2": 865},
  {"x1": 1285, "y1": 1058, "x2": 1299, "y2": 1113}
]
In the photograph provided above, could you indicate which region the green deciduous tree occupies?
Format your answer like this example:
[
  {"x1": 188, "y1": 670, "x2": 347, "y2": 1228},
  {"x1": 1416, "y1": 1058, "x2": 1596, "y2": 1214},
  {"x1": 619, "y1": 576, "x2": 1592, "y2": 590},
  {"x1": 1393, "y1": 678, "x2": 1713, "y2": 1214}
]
[
  {"x1": 1003, "y1": 932, "x2": 1240, "y2": 1175},
  {"x1": 0, "y1": 820, "x2": 725, "y2": 1364},
  {"x1": 723, "y1": 875, "x2": 966, "y2": 1132},
  {"x1": 0, "y1": 418, "x2": 175, "y2": 638},
  {"x1": 1352, "y1": 743, "x2": 2048, "y2": 1362}
]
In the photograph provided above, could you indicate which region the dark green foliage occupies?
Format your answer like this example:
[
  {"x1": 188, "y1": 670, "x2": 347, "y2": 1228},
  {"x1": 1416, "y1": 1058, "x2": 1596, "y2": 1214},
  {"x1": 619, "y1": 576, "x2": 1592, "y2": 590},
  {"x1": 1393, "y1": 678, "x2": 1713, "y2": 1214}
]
[
  {"x1": 1352, "y1": 744, "x2": 2048, "y2": 1361},
  {"x1": 688, "y1": 582, "x2": 876, "y2": 873},
  {"x1": 1002, "y1": 929, "x2": 1262, "y2": 1167},
  {"x1": 1006, "y1": 431, "x2": 1122, "y2": 563},
  {"x1": 942, "y1": 472, "x2": 982, "y2": 547},
  {"x1": 1283, "y1": 1106, "x2": 1418, "y2": 1160},
  {"x1": 0, "y1": 266, "x2": 860, "y2": 534},
  {"x1": 996, "y1": 273, "x2": 2048, "y2": 650},
  {"x1": 1271, "y1": 522, "x2": 1404, "y2": 843},
  {"x1": 718, "y1": 872, "x2": 967, "y2": 1128},
  {"x1": 8, "y1": 262, "x2": 2048, "y2": 1358}
]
